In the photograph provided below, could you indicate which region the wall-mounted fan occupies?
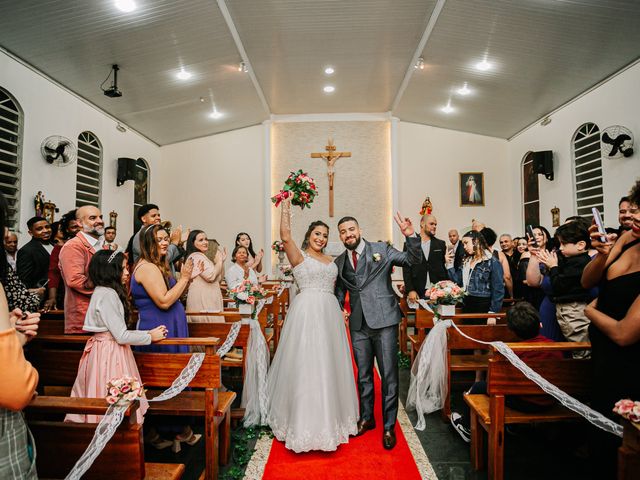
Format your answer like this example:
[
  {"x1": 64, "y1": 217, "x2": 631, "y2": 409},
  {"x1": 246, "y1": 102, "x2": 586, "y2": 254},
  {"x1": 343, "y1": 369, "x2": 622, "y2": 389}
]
[
  {"x1": 40, "y1": 136, "x2": 77, "y2": 166},
  {"x1": 601, "y1": 125, "x2": 634, "y2": 159}
]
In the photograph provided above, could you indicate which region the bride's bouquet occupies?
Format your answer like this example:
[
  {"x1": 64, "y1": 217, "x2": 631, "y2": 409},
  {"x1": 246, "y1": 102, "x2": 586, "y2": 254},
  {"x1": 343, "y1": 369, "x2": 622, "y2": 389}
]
[
  {"x1": 228, "y1": 279, "x2": 267, "y2": 305},
  {"x1": 271, "y1": 169, "x2": 318, "y2": 209}
]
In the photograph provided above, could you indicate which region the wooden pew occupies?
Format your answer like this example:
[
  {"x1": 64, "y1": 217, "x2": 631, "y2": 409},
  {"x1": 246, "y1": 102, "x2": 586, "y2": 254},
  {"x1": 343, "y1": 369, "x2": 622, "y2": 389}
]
[
  {"x1": 25, "y1": 396, "x2": 185, "y2": 479},
  {"x1": 27, "y1": 337, "x2": 230, "y2": 480},
  {"x1": 443, "y1": 323, "x2": 520, "y2": 420},
  {"x1": 408, "y1": 308, "x2": 435, "y2": 366},
  {"x1": 465, "y1": 342, "x2": 592, "y2": 480}
]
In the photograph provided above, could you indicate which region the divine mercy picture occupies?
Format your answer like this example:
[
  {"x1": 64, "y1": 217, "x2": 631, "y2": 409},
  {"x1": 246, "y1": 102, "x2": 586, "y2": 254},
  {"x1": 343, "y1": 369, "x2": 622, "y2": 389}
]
[{"x1": 459, "y1": 172, "x2": 484, "y2": 206}]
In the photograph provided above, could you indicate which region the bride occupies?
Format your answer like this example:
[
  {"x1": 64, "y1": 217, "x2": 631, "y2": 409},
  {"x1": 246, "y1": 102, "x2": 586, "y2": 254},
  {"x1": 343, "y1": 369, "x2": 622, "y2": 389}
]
[{"x1": 266, "y1": 199, "x2": 358, "y2": 452}]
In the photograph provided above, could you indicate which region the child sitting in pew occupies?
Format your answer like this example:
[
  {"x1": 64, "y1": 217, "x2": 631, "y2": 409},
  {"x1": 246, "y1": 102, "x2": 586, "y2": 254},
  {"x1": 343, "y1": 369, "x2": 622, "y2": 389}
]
[
  {"x1": 450, "y1": 301, "x2": 563, "y2": 442},
  {"x1": 65, "y1": 250, "x2": 167, "y2": 424}
]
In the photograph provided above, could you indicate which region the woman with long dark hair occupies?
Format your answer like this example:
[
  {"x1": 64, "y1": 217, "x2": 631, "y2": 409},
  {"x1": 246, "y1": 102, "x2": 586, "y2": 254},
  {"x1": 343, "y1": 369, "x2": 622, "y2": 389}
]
[
  {"x1": 65, "y1": 250, "x2": 167, "y2": 424},
  {"x1": 235, "y1": 232, "x2": 264, "y2": 273},
  {"x1": 526, "y1": 225, "x2": 564, "y2": 341},
  {"x1": 185, "y1": 229, "x2": 226, "y2": 323}
]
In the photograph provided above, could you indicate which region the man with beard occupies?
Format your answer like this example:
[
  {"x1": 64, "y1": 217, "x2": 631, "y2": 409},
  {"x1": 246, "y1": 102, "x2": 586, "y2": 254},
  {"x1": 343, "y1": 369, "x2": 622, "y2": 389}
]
[
  {"x1": 17, "y1": 216, "x2": 52, "y2": 291},
  {"x1": 59, "y1": 206, "x2": 105, "y2": 333},
  {"x1": 606, "y1": 196, "x2": 634, "y2": 236},
  {"x1": 334, "y1": 213, "x2": 421, "y2": 450}
]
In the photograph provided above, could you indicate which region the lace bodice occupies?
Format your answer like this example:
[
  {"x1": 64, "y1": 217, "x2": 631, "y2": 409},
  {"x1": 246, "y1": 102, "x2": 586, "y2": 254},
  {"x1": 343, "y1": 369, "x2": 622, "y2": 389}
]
[{"x1": 293, "y1": 254, "x2": 337, "y2": 293}]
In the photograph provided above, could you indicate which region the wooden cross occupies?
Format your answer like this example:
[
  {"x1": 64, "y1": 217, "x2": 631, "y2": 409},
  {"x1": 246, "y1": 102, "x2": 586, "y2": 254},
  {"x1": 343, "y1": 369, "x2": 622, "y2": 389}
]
[{"x1": 310, "y1": 138, "x2": 351, "y2": 217}]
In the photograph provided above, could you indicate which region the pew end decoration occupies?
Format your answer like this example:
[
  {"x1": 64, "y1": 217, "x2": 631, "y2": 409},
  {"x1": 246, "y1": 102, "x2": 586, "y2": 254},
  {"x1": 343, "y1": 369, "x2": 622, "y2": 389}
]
[
  {"x1": 229, "y1": 280, "x2": 268, "y2": 317},
  {"x1": 614, "y1": 399, "x2": 640, "y2": 423},
  {"x1": 279, "y1": 264, "x2": 293, "y2": 278},
  {"x1": 271, "y1": 169, "x2": 318, "y2": 209},
  {"x1": 106, "y1": 376, "x2": 144, "y2": 406},
  {"x1": 426, "y1": 280, "x2": 465, "y2": 317}
]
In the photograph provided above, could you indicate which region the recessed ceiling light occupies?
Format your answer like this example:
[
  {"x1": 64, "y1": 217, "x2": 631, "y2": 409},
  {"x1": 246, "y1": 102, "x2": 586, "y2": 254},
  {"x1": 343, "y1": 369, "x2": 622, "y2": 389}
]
[
  {"x1": 177, "y1": 68, "x2": 192, "y2": 80},
  {"x1": 456, "y1": 82, "x2": 471, "y2": 96},
  {"x1": 324, "y1": 67, "x2": 335, "y2": 75},
  {"x1": 441, "y1": 101, "x2": 454, "y2": 114},
  {"x1": 238, "y1": 62, "x2": 248, "y2": 73},
  {"x1": 475, "y1": 59, "x2": 491, "y2": 71},
  {"x1": 414, "y1": 57, "x2": 425, "y2": 70},
  {"x1": 209, "y1": 108, "x2": 223, "y2": 120},
  {"x1": 115, "y1": 0, "x2": 136, "y2": 12},
  {"x1": 323, "y1": 85, "x2": 335, "y2": 93}
]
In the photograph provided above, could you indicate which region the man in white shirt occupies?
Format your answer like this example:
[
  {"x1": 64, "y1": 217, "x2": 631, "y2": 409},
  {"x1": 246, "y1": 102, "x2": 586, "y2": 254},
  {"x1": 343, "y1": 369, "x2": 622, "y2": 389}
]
[{"x1": 4, "y1": 231, "x2": 18, "y2": 270}]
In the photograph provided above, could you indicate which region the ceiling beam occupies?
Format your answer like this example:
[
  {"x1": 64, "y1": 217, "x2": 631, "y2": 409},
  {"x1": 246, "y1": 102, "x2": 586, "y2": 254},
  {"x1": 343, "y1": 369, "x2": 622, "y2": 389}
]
[
  {"x1": 390, "y1": 0, "x2": 447, "y2": 112},
  {"x1": 216, "y1": 0, "x2": 271, "y2": 115}
]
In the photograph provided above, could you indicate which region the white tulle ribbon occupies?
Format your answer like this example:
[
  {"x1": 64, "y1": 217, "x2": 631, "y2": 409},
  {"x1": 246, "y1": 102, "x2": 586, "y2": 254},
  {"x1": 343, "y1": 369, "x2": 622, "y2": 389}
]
[
  {"x1": 406, "y1": 320, "x2": 450, "y2": 430},
  {"x1": 406, "y1": 321, "x2": 622, "y2": 438},
  {"x1": 65, "y1": 353, "x2": 206, "y2": 480},
  {"x1": 241, "y1": 299, "x2": 271, "y2": 426}
]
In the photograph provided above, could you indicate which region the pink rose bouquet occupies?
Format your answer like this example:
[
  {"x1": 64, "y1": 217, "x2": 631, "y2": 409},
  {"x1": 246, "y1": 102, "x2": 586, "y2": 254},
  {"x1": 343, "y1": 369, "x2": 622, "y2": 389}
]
[
  {"x1": 425, "y1": 280, "x2": 466, "y2": 306},
  {"x1": 272, "y1": 240, "x2": 285, "y2": 253},
  {"x1": 229, "y1": 279, "x2": 267, "y2": 305},
  {"x1": 106, "y1": 376, "x2": 144, "y2": 406},
  {"x1": 271, "y1": 169, "x2": 318, "y2": 209},
  {"x1": 613, "y1": 399, "x2": 640, "y2": 423}
]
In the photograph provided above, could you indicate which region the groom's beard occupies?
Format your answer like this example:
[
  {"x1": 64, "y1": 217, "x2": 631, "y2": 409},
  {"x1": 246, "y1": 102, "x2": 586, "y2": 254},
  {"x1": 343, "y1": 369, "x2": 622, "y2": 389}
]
[{"x1": 343, "y1": 236, "x2": 361, "y2": 251}]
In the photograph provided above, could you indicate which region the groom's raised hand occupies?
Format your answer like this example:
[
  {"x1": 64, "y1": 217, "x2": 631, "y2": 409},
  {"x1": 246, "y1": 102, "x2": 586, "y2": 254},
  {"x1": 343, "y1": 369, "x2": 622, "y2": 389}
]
[{"x1": 393, "y1": 211, "x2": 415, "y2": 237}]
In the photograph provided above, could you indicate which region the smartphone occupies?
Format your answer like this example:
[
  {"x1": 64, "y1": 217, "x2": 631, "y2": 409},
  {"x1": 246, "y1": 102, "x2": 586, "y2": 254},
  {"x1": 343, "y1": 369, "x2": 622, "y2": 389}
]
[
  {"x1": 526, "y1": 225, "x2": 538, "y2": 247},
  {"x1": 592, "y1": 207, "x2": 607, "y2": 243}
]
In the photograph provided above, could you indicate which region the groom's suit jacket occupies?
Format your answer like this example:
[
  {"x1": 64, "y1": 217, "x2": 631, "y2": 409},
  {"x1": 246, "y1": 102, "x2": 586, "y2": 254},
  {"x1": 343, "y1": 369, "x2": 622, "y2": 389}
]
[{"x1": 335, "y1": 236, "x2": 422, "y2": 330}]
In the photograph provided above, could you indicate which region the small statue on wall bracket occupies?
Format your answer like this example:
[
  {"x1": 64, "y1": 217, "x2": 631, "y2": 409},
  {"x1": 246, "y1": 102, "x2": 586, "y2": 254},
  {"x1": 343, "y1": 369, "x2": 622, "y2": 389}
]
[
  {"x1": 419, "y1": 196, "x2": 433, "y2": 216},
  {"x1": 551, "y1": 206, "x2": 560, "y2": 227},
  {"x1": 109, "y1": 210, "x2": 118, "y2": 229},
  {"x1": 34, "y1": 191, "x2": 45, "y2": 217}
]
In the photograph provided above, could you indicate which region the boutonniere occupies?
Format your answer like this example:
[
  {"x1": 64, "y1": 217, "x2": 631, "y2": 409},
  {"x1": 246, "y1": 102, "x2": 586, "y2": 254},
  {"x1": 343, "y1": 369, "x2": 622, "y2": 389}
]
[{"x1": 372, "y1": 253, "x2": 382, "y2": 262}]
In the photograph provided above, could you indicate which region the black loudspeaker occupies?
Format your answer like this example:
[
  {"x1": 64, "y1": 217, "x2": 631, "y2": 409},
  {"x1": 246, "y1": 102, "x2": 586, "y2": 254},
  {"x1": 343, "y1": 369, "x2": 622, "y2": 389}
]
[
  {"x1": 117, "y1": 157, "x2": 136, "y2": 186},
  {"x1": 532, "y1": 150, "x2": 554, "y2": 181}
]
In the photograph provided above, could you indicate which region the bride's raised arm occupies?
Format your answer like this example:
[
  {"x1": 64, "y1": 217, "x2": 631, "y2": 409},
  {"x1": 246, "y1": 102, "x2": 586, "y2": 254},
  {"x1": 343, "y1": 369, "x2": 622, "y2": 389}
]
[{"x1": 280, "y1": 199, "x2": 304, "y2": 267}]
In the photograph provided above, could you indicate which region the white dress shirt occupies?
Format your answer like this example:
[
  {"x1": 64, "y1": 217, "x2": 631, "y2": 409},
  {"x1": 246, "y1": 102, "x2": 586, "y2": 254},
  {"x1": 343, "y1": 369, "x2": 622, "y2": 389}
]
[
  {"x1": 81, "y1": 232, "x2": 104, "y2": 251},
  {"x1": 83, "y1": 286, "x2": 151, "y2": 345},
  {"x1": 6, "y1": 252, "x2": 16, "y2": 270},
  {"x1": 421, "y1": 238, "x2": 432, "y2": 287}
]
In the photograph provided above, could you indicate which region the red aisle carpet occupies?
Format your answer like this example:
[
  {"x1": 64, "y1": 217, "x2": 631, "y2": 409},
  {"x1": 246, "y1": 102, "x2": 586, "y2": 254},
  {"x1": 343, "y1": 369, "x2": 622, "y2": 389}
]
[{"x1": 262, "y1": 327, "x2": 423, "y2": 480}]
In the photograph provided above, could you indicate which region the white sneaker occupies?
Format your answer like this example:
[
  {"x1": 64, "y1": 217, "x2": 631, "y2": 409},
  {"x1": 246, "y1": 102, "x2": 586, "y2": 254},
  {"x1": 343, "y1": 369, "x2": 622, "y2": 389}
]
[{"x1": 450, "y1": 412, "x2": 471, "y2": 443}]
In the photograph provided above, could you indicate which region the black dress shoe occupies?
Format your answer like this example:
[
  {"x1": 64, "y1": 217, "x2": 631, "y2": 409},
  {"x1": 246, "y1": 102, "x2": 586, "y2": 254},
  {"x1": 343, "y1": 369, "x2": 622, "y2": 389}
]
[
  {"x1": 355, "y1": 419, "x2": 376, "y2": 436},
  {"x1": 382, "y1": 429, "x2": 396, "y2": 450}
]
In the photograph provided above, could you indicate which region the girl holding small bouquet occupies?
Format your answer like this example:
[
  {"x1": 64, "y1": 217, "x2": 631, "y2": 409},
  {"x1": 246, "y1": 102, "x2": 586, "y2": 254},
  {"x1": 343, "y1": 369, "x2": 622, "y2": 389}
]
[{"x1": 66, "y1": 250, "x2": 167, "y2": 424}]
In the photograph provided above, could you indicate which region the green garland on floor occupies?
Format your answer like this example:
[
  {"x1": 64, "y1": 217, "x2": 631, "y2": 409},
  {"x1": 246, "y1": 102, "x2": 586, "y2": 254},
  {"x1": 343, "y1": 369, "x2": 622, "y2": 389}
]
[
  {"x1": 222, "y1": 426, "x2": 274, "y2": 480},
  {"x1": 398, "y1": 350, "x2": 410, "y2": 370}
]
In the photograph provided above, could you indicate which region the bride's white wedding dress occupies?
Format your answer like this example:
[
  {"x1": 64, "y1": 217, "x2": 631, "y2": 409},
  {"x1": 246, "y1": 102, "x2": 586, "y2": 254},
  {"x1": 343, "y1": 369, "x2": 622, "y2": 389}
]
[{"x1": 266, "y1": 254, "x2": 359, "y2": 452}]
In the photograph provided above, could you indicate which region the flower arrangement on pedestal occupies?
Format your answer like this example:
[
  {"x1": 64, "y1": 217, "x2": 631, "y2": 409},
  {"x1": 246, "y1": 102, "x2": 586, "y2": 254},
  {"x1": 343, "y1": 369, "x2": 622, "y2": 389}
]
[
  {"x1": 425, "y1": 280, "x2": 466, "y2": 316},
  {"x1": 613, "y1": 399, "x2": 640, "y2": 423},
  {"x1": 271, "y1": 240, "x2": 285, "y2": 253},
  {"x1": 229, "y1": 279, "x2": 268, "y2": 316},
  {"x1": 106, "y1": 376, "x2": 144, "y2": 406},
  {"x1": 271, "y1": 170, "x2": 318, "y2": 209}
]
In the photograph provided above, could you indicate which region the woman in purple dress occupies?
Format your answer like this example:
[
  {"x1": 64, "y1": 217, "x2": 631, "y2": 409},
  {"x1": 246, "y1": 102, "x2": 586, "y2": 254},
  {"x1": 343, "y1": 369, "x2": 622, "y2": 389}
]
[{"x1": 132, "y1": 225, "x2": 193, "y2": 353}]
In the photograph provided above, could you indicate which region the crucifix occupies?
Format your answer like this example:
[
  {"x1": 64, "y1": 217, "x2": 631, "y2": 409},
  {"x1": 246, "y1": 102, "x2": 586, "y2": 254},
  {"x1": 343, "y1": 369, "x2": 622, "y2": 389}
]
[{"x1": 310, "y1": 138, "x2": 351, "y2": 217}]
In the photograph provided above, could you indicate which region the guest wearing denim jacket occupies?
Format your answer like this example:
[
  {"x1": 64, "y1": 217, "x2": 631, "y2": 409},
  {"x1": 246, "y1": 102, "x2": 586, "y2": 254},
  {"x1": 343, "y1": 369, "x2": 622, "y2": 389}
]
[{"x1": 446, "y1": 230, "x2": 505, "y2": 317}]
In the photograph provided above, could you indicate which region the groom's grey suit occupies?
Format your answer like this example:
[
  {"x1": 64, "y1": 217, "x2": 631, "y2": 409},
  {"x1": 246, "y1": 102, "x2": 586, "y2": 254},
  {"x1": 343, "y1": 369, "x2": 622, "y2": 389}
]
[{"x1": 335, "y1": 236, "x2": 421, "y2": 430}]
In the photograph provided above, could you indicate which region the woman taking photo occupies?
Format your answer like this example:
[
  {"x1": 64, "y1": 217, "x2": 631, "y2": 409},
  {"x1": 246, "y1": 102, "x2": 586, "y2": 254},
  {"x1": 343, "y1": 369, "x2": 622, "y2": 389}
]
[
  {"x1": 185, "y1": 230, "x2": 226, "y2": 323},
  {"x1": 446, "y1": 230, "x2": 504, "y2": 316}
]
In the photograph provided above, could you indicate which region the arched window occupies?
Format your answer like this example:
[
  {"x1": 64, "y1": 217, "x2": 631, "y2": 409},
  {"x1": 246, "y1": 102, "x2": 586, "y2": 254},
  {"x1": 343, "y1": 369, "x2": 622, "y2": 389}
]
[
  {"x1": 133, "y1": 158, "x2": 149, "y2": 232},
  {"x1": 0, "y1": 87, "x2": 23, "y2": 229},
  {"x1": 522, "y1": 151, "x2": 539, "y2": 227},
  {"x1": 572, "y1": 123, "x2": 604, "y2": 219},
  {"x1": 75, "y1": 131, "x2": 102, "y2": 208}
]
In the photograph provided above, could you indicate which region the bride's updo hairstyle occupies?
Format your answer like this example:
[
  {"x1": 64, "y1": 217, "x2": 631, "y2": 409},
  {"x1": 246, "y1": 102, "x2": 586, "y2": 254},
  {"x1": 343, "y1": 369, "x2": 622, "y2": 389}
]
[{"x1": 301, "y1": 221, "x2": 330, "y2": 251}]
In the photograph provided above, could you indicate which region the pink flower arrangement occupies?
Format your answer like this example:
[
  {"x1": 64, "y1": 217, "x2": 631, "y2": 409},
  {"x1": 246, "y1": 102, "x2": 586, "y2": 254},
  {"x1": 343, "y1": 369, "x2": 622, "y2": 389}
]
[
  {"x1": 271, "y1": 169, "x2": 318, "y2": 209},
  {"x1": 613, "y1": 399, "x2": 640, "y2": 423},
  {"x1": 279, "y1": 264, "x2": 293, "y2": 277},
  {"x1": 425, "y1": 280, "x2": 466, "y2": 306},
  {"x1": 229, "y1": 279, "x2": 267, "y2": 305},
  {"x1": 105, "y1": 376, "x2": 144, "y2": 406},
  {"x1": 272, "y1": 240, "x2": 285, "y2": 253}
]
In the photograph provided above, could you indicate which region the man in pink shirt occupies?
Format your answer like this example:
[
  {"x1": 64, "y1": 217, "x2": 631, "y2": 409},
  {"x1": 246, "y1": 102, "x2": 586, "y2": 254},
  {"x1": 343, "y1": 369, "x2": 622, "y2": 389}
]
[{"x1": 59, "y1": 206, "x2": 105, "y2": 333}]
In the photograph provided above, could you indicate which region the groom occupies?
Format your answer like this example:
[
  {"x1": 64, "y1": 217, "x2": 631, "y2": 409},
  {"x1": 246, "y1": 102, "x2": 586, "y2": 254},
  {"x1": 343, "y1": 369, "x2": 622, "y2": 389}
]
[{"x1": 335, "y1": 213, "x2": 421, "y2": 449}]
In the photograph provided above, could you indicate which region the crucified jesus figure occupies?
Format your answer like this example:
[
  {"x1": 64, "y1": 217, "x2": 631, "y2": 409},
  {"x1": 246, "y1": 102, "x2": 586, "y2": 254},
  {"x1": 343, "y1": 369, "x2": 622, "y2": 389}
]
[{"x1": 310, "y1": 138, "x2": 351, "y2": 217}]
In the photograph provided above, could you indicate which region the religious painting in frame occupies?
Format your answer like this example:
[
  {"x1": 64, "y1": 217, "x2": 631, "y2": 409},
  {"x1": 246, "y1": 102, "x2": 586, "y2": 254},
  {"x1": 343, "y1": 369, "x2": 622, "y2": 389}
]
[{"x1": 459, "y1": 172, "x2": 485, "y2": 207}]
